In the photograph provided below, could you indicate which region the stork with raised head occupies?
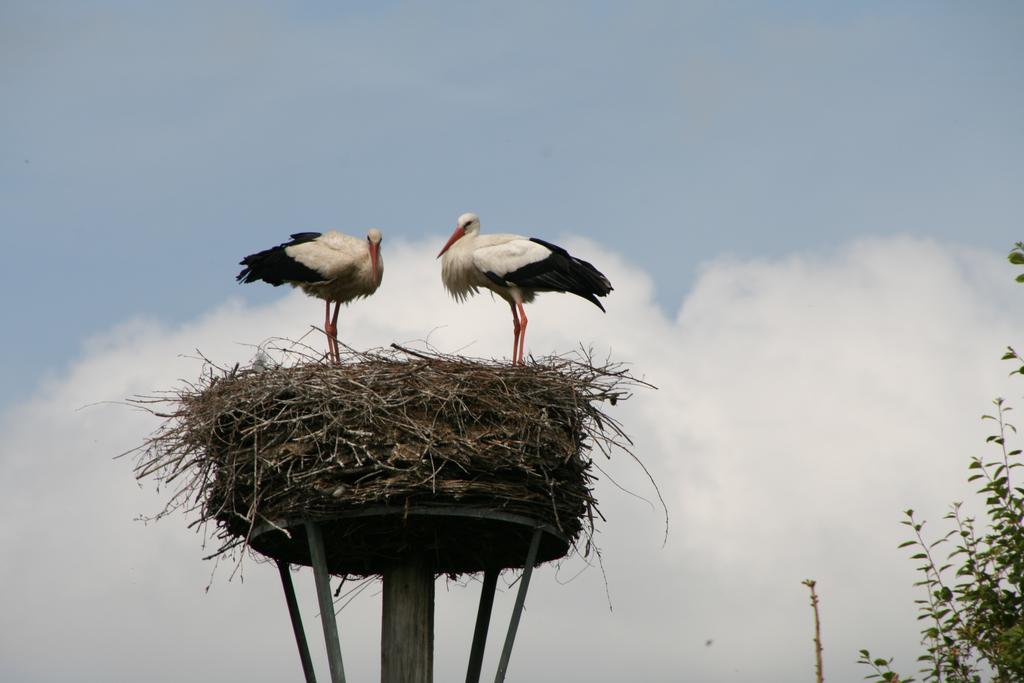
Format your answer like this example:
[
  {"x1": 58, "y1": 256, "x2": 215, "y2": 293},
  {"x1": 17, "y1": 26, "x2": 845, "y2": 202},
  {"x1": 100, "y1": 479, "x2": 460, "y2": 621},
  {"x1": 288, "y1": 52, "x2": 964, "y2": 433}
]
[
  {"x1": 237, "y1": 229, "x2": 383, "y2": 362},
  {"x1": 437, "y1": 212, "x2": 612, "y2": 364}
]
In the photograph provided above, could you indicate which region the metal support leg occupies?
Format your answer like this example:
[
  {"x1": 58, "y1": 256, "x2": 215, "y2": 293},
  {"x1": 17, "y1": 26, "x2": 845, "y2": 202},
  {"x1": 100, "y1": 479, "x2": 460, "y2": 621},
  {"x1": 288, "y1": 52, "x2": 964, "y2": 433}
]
[
  {"x1": 277, "y1": 560, "x2": 318, "y2": 683},
  {"x1": 465, "y1": 569, "x2": 499, "y2": 683},
  {"x1": 306, "y1": 521, "x2": 347, "y2": 683},
  {"x1": 493, "y1": 529, "x2": 542, "y2": 683}
]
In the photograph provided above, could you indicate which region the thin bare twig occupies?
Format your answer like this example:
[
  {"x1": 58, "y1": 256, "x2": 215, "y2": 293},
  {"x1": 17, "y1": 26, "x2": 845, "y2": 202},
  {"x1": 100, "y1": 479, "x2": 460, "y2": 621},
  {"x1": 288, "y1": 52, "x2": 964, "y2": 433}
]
[{"x1": 803, "y1": 579, "x2": 824, "y2": 683}]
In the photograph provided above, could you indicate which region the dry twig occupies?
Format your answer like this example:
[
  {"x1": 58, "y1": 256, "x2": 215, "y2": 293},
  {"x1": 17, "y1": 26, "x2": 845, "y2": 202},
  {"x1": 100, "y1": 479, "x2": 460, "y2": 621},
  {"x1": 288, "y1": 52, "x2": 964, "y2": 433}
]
[{"x1": 803, "y1": 579, "x2": 825, "y2": 683}]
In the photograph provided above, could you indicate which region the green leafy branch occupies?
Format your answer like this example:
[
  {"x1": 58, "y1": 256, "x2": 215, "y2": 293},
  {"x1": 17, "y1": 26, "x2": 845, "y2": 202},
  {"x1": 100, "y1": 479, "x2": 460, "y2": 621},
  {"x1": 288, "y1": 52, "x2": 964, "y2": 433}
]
[
  {"x1": 1008, "y1": 243, "x2": 1024, "y2": 283},
  {"x1": 860, "y1": 384, "x2": 1024, "y2": 682}
]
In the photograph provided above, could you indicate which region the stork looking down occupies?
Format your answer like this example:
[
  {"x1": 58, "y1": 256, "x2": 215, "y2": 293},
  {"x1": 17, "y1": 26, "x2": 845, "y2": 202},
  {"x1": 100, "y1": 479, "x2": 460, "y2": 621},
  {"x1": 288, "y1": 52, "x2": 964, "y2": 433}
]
[
  {"x1": 437, "y1": 213, "x2": 612, "y2": 364},
  {"x1": 237, "y1": 229, "x2": 383, "y2": 362}
]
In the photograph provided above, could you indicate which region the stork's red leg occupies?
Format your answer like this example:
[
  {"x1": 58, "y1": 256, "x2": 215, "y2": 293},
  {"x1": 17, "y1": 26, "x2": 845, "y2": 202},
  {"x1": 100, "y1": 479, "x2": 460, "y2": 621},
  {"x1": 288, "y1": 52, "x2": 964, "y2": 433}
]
[
  {"x1": 322, "y1": 300, "x2": 333, "y2": 361},
  {"x1": 516, "y1": 300, "x2": 528, "y2": 365},
  {"x1": 323, "y1": 300, "x2": 339, "y2": 363},
  {"x1": 508, "y1": 301, "x2": 521, "y2": 364},
  {"x1": 330, "y1": 301, "x2": 342, "y2": 363}
]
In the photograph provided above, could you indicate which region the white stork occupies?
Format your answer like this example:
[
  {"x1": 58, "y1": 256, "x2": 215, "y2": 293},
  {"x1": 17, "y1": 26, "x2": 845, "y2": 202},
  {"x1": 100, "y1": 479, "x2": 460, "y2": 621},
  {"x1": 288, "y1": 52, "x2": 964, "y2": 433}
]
[
  {"x1": 237, "y1": 229, "x2": 383, "y2": 362},
  {"x1": 437, "y1": 213, "x2": 612, "y2": 364}
]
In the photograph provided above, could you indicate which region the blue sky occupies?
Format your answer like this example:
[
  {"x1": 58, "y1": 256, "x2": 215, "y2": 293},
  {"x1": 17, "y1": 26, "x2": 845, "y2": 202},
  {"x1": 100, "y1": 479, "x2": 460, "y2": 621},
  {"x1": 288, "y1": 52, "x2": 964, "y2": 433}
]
[
  {"x1": 4, "y1": 1, "x2": 1021, "y2": 394},
  {"x1": 2, "y1": 3, "x2": 1024, "y2": 682}
]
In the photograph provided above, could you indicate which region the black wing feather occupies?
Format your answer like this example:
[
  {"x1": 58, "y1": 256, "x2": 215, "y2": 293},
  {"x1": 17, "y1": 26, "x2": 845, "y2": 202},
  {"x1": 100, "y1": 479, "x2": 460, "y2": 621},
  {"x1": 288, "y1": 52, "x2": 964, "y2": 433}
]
[
  {"x1": 498, "y1": 238, "x2": 613, "y2": 310},
  {"x1": 236, "y1": 232, "x2": 326, "y2": 286}
]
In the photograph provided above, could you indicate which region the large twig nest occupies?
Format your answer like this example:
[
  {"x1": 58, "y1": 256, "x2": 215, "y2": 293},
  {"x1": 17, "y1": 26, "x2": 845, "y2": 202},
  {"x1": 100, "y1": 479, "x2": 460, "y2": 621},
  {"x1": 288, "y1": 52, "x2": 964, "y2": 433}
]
[{"x1": 132, "y1": 344, "x2": 651, "y2": 576}]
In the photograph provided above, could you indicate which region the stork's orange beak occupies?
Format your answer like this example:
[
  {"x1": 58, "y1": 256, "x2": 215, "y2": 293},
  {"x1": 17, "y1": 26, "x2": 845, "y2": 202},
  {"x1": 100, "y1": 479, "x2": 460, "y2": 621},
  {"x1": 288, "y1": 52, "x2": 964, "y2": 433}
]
[
  {"x1": 369, "y1": 242, "x2": 380, "y2": 281},
  {"x1": 437, "y1": 226, "x2": 466, "y2": 258}
]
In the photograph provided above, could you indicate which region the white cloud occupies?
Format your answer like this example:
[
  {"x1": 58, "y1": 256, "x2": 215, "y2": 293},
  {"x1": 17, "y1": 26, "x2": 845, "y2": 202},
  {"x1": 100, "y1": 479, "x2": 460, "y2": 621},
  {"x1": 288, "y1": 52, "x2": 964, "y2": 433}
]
[{"x1": 1, "y1": 235, "x2": 1021, "y2": 682}]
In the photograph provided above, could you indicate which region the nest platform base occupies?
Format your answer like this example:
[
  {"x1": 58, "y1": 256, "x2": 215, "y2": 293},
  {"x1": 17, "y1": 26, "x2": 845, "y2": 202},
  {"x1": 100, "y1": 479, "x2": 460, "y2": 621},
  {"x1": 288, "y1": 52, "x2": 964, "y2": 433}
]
[
  {"x1": 266, "y1": 508, "x2": 564, "y2": 683},
  {"x1": 249, "y1": 504, "x2": 570, "y2": 576}
]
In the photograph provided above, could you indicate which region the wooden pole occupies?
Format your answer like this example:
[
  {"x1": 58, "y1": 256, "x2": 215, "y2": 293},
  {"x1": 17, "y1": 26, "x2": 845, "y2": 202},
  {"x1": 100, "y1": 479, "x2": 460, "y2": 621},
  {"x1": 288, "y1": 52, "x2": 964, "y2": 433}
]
[
  {"x1": 306, "y1": 521, "x2": 347, "y2": 683},
  {"x1": 381, "y1": 554, "x2": 435, "y2": 683},
  {"x1": 494, "y1": 529, "x2": 542, "y2": 683},
  {"x1": 465, "y1": 569, "x2": 499, "y2": 683},
  {"x1": 277, "y1": 560, "x2": 318, "y2": 683}
]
